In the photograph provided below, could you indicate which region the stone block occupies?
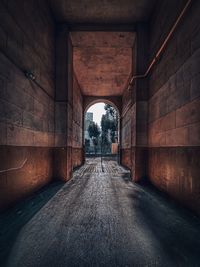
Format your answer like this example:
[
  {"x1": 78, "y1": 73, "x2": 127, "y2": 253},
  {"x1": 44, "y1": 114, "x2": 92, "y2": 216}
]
[
  {"x1": 0, "y1": 121, "x2": 7, "y2": 145},
  {"x1": 22, "y1": 111, "x2": 34, "y2": 129},
  {"x1": 34, "y1": 131, "x2": 49, "y2": 147},
  {"x1": 48, "y1": 114, "x2": 55, "y2": 133},
  {"x1": 190, "y1": 49, "x2": 200, "y2": 78},
  {"x1": 23, "y1": 111, "x2": 44, "y2": 132},
  {"x1": 148, "y1": 147, "x2": 200, "y2": 216},
  {"x1": 55, "y1": 133, "x2": 67, "y2": 147},
  {"x1": 158, "y1": 95, "x2": 167, "y2": 117},
  {"x1": 72, "y1": 147, "x2": 83, "y2": 168},
  {"x1": 188, "y1": 123, "x2": 200, "y2": 146},
  {"x1": 0, "y1": 76, "x2": 6, "y2": 100},
  {"x1": 7, "y1": 124, "x2": 34, "y2": 146},
  {"x1": 0, "y1": 99, "x2": 23, "y2": 126},
  {"x1": 191, "y1": 73, "x2": 200, "y2": 100},
  {"x1": 136, "y1": 101, "x2": 148, "y2": 120},
  {"x1": 0, "y1": 26, "x2": 7, "y2": 51},
  {"x1": 166, "y1": 127, "x2": 189, "y2": 146},
  {"x1": 148, "y1": 124, "x2": 166, "y2": 146},
  {"x1": 191, "y1": 28, "x2": 200, "y2": 54},
  {"x1": 53, "y1": 146, "x2": 72, "y2": 181},
  {"x1": 162, "y1": 111, "x2": 176, "y2": 131},
  {"x1": 176, "y1": 98, "x2": 200, "y2": 128},
  {"x1": 55, "y1": 102, "x2": 67, "y2": 134},
  {"x1": 0, "y1": 146, "x2": 53, "y2": 211},
  {"x1": 34, "y1": 99, "x2": 46, "y2": 118},
  {"x1": 48, "y1": 133, "x2": 55, "y2": 147},
  {"x1": 121, "y1": 148, "x2": 132, "y2": 170},
  {"x1": 136, "y1": 132, "x2": 148, "y2": 147},
  {"x1": 148, "y1": 95, "x2": 160, "y2": 122},
  {"x1": 6, "y1": 84, "x2": 34, "y2": 113},
  {"x1": 167, "y1": 80, "x2": 190, "y2": 113}
]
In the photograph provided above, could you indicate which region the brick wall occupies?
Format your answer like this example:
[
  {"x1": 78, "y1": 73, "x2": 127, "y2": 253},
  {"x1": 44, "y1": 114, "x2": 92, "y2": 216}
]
[
  {"x1": 0, "y1": 0, "x2": 55, "y2": 210},
  {"x1": 148, "y1": 0, "x2": 200, "y2": 215}
]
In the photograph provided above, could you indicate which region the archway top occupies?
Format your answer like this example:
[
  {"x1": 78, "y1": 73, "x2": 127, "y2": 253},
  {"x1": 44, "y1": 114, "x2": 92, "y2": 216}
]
[
  {"x1": 83, "y1": 96, "x2": 122, "y2": 116},
  {"x1": 85, "y1": 99, "x2": 119, "y2": 114}
]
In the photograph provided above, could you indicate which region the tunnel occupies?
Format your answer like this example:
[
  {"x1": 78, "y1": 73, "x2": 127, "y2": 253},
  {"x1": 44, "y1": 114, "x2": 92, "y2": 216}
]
[{"x1": 0, "y1": 0, "x2": 200, "y2": 266}]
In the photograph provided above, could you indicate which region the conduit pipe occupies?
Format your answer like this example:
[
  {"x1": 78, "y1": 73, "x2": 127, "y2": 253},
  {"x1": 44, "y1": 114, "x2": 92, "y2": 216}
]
[
  {"x1": 0, "y1": 158, "x2": 27, "y2": 174},
  {"x1": 128, "y1": 0, "x2": 192, "y2": 90}
]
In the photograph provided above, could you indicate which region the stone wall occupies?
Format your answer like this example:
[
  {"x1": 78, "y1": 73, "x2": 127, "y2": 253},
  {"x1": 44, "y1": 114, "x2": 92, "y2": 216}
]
[
  {"x1": 121, "y1": 86, "x2": 134, "y2": 170},
  {"x1": 148, "y1": 0, "x2": 200, "y2": 215},
  {"x1": 54, "y1": 29, "x2": 84, "y2": 181},
  {"x1": 72, "y1": 74, "x2": 83, "y2": 168},
  {"x1": 121, "y1": 24, "x2": 148, "y2": 181},
  {"x1": 0, "y1": 0, "x2": 55, "y2": 210}
]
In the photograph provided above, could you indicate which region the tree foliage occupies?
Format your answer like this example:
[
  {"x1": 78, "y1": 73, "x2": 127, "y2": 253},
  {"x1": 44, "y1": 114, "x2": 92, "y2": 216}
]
[
  {"x1": 87, "y1": 122, "x2": 100, "y2": 154},
  {"x1": 105, "y1": 104, "x2": 116, "y2": 118},
  {"x1": 88, "y1": 122, "x2": 100, "y2": 139},
  {"x1": 101, "y1": 104, "x2": 118, "y2": 145}
]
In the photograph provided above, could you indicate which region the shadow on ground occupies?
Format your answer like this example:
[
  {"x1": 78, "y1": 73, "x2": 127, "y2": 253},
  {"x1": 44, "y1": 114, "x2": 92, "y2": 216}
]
[
  {"x1": 0, "y1": 180, "x2": 64, "y2": 265},
  {"x1": 125, "y1": 179, "x2": 200, "y2": 266}
]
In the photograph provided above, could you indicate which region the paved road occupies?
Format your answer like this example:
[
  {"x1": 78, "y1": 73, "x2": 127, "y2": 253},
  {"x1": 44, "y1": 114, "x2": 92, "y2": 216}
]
[{"x1": 5, "y1": 158, "x2": 200, "y2": 267}]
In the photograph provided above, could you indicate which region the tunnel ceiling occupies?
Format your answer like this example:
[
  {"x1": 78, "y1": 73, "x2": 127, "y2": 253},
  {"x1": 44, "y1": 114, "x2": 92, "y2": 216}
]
[
  {"x1": 71, "y1": 32, "x2": 135, "y2": 96},
  {"x1": 49, "y1": 0, "x2": 156, "y2": 97},
  {"x1": 50, "y1": 0, "x2": 156, "y2": 24}
]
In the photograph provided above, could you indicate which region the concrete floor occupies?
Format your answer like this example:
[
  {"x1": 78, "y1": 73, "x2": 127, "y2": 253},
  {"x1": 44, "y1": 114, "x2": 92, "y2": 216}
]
[
  {"x1": 2, "y1": 158, "x2": 200, "y2": 267},
  {"x1": 0, "y1": 181, "x2": 65, "y2": 266}
]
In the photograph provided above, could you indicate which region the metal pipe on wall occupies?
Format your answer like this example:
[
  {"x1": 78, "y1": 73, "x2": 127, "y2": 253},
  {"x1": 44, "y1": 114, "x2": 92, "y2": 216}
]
[{"x1": 128, "y1": 0, "x2": 192, "y2": 89}]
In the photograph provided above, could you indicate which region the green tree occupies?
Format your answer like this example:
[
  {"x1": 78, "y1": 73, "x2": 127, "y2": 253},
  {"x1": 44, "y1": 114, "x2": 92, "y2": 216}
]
[
  {"x1": 101, "y1": 104, "x2": 118, "y2": 154},
  {"x1": 85, "y1": 138, "x2": 90, "y2": 153},
  {"x1": 101, "y1": 104, "x2": 118, "y2": 145},
  {"x1": 88, "y1": 122, "x2": 100, "y2": 154},
  {"x1": 105, "y1": 104, "x2": 116, "y2": 117}
]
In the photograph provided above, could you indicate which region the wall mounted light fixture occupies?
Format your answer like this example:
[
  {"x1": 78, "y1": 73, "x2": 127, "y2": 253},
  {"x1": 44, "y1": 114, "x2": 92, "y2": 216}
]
[
  {"x1": 24, "y1": 69, "x2": 53, "y2": 100},
  {"x1": 24, "y1": 70, "x2": 36, "y2": 81}
]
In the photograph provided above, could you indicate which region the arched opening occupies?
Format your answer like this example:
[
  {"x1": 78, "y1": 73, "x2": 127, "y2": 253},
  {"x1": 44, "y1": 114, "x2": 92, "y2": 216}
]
[{"x1": 84, "y1": 101, "x2": 120, "y2": 163}]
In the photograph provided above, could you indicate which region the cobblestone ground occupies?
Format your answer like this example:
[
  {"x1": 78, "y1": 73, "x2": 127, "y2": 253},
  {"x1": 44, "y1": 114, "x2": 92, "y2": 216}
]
[{"x1": 3, "y1": 158, "x2": 200, "y2": 267}]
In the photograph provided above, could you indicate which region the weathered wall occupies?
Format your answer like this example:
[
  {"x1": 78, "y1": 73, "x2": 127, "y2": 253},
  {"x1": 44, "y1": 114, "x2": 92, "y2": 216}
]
[
  {"x1": 54, "y1": 28, "x2": 72, "y2": 181},
  {"x1": 121, "y1": 85, "x2": 147, "y2": 181},
  {"x1": 121, "y1": 24, "x2": 148, "y2": 181},
  {"x1": 0, "y1": 0, "x2": 55, "y2": 210},
  {"x1": 72, "y1": 74, "x2": 83, "y2": 168},
  {"x1": 54, "y1": 28, "x2": 84, "y2": 180},
  {"x1": 148, "y1": 0, "x2": 200, "y2": 215},
  {"x1": 121, "y1": 85, "x2": 135, "y2": 170}
]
